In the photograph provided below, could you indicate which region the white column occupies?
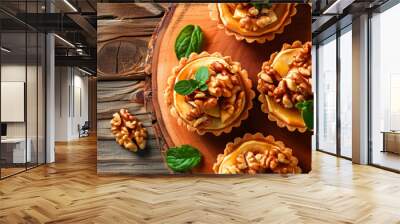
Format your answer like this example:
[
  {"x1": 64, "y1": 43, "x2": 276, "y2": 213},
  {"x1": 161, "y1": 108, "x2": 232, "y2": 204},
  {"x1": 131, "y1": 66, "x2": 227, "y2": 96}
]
[
  {"x1": 46, "y1": 33, "x2": 55, "y2": 163},
  {"x1": 352, "y1": 14, "x2": 369, "y2": 164}
]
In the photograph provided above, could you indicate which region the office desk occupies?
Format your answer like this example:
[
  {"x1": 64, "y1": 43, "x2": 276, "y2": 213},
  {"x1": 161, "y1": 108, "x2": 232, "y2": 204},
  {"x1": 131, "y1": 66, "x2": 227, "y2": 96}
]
[
  {"x1": 1, "y1": 138, "x2": 31, "y2": 163},
  {"x1": 381, "y1": 131, "x2": 400, "y2": 154}
]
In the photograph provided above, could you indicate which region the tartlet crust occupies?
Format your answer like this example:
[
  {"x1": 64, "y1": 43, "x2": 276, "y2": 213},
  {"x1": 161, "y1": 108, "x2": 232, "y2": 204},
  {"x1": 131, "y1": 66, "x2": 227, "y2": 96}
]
[
  {"x1": 257, "y1": 41, "x2": 310, "y2": 133},
  {"x1": 208, "y1": 3, "x2": 297, "y2": 44},
  {"x1": 164, "y1": 51, "x2": 255, "y2": 136},
  {"x1": 213, "y1": 132, "x2": 301, "y2": 174}
]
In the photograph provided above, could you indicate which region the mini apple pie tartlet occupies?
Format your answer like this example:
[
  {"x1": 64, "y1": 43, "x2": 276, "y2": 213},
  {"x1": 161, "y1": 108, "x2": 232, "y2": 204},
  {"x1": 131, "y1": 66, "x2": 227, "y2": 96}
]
[
  {"x1": 165, "y1": 52, "x2": 255, "y2": 136},
  {"x1": 257, "y1": 41, "x2": 312, "y2": 132},
  {"x1": 213, "y1": 133, "x2": 301, "y2": 174},
  {"x1": 209, "y1": 3, "x2": 297, "y2": 43}
]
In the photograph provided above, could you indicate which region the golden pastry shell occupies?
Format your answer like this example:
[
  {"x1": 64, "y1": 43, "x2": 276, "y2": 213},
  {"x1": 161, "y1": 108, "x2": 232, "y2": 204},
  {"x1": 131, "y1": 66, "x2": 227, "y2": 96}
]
[
  {"x1": 208, "y1": 3, "x2": 297, "y2": 44},
  {"x1": 213, "y1": 132, "x2": 292, "y2": 173},
  {"x1": 164, "y1": 51, "x2": 255, "y2": 136},
  {"x1": 257, "y1": 41, "x2": 310, "y2": 133}
]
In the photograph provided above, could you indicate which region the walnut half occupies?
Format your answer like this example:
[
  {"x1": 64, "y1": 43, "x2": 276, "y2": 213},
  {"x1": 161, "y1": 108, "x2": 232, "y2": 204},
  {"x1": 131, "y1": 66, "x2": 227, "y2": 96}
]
[{"x1": 110, "y1": 109, "x2": 147, "y2": 152}]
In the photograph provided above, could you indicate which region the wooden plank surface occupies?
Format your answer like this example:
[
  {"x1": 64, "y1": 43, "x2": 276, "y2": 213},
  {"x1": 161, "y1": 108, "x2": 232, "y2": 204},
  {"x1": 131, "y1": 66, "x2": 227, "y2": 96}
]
[
  {"x1": 97, "y1": 38, "x2": 150, "y2": 80},
  {"x1": 97, "y1": 3, "x2": 168, "y2": 175},
  {"x1": 97, "y1": 3, "x2": 162, "y2": 80},
  {"x1": 97, "y1": 80, "x2": 169, "y2": 174},
  {"x1": 97, "y1": 18, "x2": 160, "y2": 43},
  {"x1": 152, "y1": 4, "x2": 312, "y2": 173},
  {"x1": 97, "y1": 3, "x2": 164, "y2": 20},
  {"x1": 97, "y1": 80, "x2": 146, "y2": 121}
]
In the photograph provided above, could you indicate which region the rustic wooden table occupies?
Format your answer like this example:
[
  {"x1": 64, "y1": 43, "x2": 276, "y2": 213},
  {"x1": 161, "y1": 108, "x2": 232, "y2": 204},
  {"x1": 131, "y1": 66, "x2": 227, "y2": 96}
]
[{"x1": 96, "y1": 3, "x2": 170, "y2": 174}]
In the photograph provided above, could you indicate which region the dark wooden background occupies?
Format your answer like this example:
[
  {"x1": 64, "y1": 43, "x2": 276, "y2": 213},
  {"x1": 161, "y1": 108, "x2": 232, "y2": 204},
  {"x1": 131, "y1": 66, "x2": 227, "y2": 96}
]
[{"x1": 97, "y1": 3, "x2": 169, "y2": 174}]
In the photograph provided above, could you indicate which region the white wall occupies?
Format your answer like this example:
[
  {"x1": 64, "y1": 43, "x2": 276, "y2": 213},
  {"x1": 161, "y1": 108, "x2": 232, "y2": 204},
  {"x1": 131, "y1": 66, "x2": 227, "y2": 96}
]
[
  {"x1": 55, "y1": 66, "x2": 69, "y2": 141},
  {"x1": 1, "y1": 63, "x2": 46, "y2": 164},
  {"x1": 54, "y1": 66, "x2": 89, "y2": 141},
  {"x1": 1, "y1": 65, "x2": 30, "y2": 138}
]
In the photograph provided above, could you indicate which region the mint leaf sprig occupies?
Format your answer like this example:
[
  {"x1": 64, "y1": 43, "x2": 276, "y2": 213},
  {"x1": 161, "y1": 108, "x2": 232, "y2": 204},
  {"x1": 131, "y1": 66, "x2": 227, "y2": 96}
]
[
  {"x1": 166, "y1": 144, "x2": 202, "y2": 173},
  {"x1": 175, "y1": 25, "x2": 203, "y2": 60},
  {"x1": 250, "y1": 0, "x2": 272, "y2": 10},
  {"x1": 295, "y1": 100, "x2": 313, "y2": 131},
  {"x1": 174, "y1": 66, "x2": 209, "y2": 95}
]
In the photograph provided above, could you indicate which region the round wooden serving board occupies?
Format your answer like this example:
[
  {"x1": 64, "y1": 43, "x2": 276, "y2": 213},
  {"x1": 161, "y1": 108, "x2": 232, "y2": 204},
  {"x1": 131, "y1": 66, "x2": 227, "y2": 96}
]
[{"x1": 151, "y1": 3, "x2": 312, "y2": 174}]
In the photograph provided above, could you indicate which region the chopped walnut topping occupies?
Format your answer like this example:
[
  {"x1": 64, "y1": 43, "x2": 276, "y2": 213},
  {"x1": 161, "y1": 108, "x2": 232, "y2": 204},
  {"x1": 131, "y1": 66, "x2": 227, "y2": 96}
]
[
  {"x1": 110, "y1": 109, "x2": 147, "y2": 152},
  {"x1": 223, "y1": 146, "x2": 301, "y2": 174},
  {"x1": 258, "y1": 42, "x2": 312, "y2": 109},
  {"x1": 230, "y1": 3, "x2": 277, "y2": 32},
  {"x1": 183, "y1": 61, "x2": 245, "y2": 127}
]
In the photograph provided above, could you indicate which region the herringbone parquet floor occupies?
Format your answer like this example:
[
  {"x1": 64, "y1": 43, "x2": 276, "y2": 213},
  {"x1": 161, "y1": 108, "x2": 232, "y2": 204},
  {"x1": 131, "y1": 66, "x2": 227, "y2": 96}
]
[{"x1": 1, "y1": 136, "x2": 400, "y2": 224}]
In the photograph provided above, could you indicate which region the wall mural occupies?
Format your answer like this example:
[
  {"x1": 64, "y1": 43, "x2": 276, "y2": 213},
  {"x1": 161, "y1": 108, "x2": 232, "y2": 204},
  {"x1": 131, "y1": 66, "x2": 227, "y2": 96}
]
[{"x1": 97, "y1": 3, "x2": 312, "y2": 175}]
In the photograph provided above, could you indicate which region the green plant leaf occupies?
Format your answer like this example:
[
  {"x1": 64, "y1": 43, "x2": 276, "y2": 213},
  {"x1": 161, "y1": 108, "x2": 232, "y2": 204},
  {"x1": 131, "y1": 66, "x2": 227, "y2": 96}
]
[
  {"x1": 199, "y1": 83, "x2": 208, "y2": 91},
  {"x1": 302, "y1": 108, "x2": 314, "y2": 131},
  {"x1": 295, "y1": 100, "x2": 314, "y2": 131},
  {"x1": 175, "y1": 24, "x2": 203, "y2": 60},
  {"x1": 250, "y1": 0, "x2": 271, "y2": 10},
  {"x1": 174, "y1": 79, "x2": 199, "y2": 95},
  {"x1": 166, "y1": 145, "x2": 202, "y2": 173},
  {"x1": 250, "y1": 3, "x2": 262, "y2": 10},
  {"x1": 295, "y1": 101, "x2": 305, "y2": 110},
  {"x1": 195, "y1": 66, "x2": 209, "y2": 84}
]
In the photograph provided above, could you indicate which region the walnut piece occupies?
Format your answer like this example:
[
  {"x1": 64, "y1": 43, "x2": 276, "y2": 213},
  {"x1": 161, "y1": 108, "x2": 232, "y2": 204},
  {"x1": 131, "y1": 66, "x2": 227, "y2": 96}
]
[
  {"x1": 110, "y1": 108, "x2": 147, "y2": 152},
  {"x1": 232, "y1": 3, "x2": 277, "y2": 31},
  {"x1": 222, "y1": 146, "x2": 301, "y2": 174},
  {"x1": 258, "y1": 42, "x2": 312, "y2": 109},
  {"x1": 183, "y1": 61, "x2": 245, "y2": 127}
]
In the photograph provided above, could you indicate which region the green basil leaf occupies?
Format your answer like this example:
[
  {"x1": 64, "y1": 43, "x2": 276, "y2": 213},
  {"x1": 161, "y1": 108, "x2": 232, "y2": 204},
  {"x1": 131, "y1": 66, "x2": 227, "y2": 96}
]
[
  {"x1": 174, "y1": 79, "x2": 199, "y2": 95},
  {"x1": 191, "y1": 25, "x2": 203, "y2": 54},
  {"x1": 176, "y1": 37, "x2": 191, "y2": 57},
  {"x1": 250, "y1": 3, "x2": 262, "y2": 10},
  {"x1": 166, "y1": 145, "x2": 202, "y2": 173},
  {"x1": 199, "y1": 83, "x2": 208, "y2": 91},
  {"x1": 195, "y1": 66, "x2": 209, "y2": 84},
  {"x1": 302, "y1": 108, "x2": 314, "y2": 131},
  {"x1": 296, "y1": 100, "x2": 314, "y2": 130},
  {"x1": 250, "y1": 0, "x2": 271, "y2": 10},
  {"x1": 175, "y1": 24, "x2": 203, "y2": 60},
  {"x1": 295, "y1": 102, "x2": 304, "y2": 110}
]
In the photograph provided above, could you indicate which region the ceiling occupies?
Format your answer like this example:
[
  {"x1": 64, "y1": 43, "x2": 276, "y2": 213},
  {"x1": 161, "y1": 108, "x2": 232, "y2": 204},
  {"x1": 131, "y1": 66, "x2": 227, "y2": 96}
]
[
  {"x1": 312, "y1": 0, "x2": 390, "y2": 42},
  {"x1": 0, "y1": 0, "x2": 97, "y2": 74}
]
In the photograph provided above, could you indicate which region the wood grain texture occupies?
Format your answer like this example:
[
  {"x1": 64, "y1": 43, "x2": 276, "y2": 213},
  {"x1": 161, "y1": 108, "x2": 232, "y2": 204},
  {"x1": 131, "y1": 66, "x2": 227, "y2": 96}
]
[
  {"x1": 97, "y1": 3, "x2": 164, "y2": 20},
  {"x1": 97, "y1": 80, "x2": 169, "y2": 174},
  {"x1": 97, "y1": 81, "x2": 146, "y2": 121},
  {"x1": 1, "y1": 137, "x2": 400, "y2": 223},
  {"x1": 97, "y1": 3, "x2": 162, "y2": 80},
  {"x1": 151, "y1": 4, "x2": 312, "y2": 173},
  {"x1": 97, "y1": 18, "x2": 160, "y2": 43},
  {"x1": 97, "y1": 38, "x2": 150, "y2": 80},
  {"x1": 96, "y1": 3, "x2": 169, "y2": 175}
]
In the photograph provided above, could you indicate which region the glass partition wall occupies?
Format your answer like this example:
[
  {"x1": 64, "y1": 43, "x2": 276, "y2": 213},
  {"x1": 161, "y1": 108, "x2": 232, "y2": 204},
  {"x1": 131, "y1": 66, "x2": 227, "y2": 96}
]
[
  {"x1": 0, "y1": 1, "x2": 46, "y2": 179},
  {"x1": 317, "y1": 35, "x2": 337, "y2": 155},
  {"x1": 315, "y1": 25, "x2": 353, "y2": 159},
  {"x1": 370, "y1": 3, "x2": 400, "y2": 171},
  {"x1": 339, "y1": 26, "x2": 352, "y2": 159}
]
